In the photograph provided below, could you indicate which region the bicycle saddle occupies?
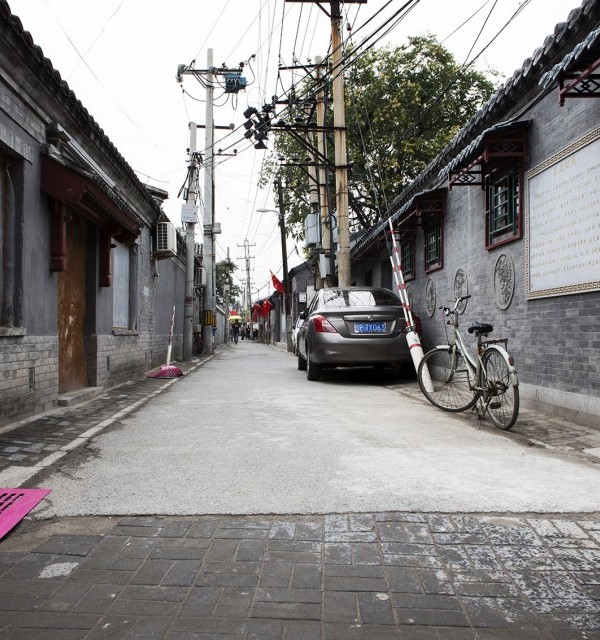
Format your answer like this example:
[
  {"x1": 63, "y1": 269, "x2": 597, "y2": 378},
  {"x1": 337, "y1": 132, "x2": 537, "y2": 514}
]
[{"x1": 468, "y1": 322, "x2": 494, "y2": 335}]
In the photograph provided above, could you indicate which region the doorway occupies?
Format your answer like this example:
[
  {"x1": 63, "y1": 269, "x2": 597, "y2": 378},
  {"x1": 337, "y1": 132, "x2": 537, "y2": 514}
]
[{"x1": 57, "y1": 215, "x2": 88, "y2": 393}]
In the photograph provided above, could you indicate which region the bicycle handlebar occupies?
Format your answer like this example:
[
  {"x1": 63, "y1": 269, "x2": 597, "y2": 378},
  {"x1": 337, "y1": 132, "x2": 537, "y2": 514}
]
[{"x1": 439, "y1": 295, "x2": 471, "y2": 321}]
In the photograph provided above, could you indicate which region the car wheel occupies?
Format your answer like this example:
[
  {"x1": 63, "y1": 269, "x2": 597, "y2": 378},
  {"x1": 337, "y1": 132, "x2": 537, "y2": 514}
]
[
  {"x1": 306, "y1": 346, "x2": 322, "y2": 381},
  {"x1": 297, "y1": 349, "x2": 307, "y2": 371}
]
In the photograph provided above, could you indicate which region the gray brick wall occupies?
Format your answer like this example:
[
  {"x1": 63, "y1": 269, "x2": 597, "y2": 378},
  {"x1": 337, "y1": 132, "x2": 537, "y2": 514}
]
[
  {"x1": 352, "y1": 88, "x2": 600, "y2": 427},
  {"x1": 0, "y1": 336, "x2": 58, "y2": 426}
]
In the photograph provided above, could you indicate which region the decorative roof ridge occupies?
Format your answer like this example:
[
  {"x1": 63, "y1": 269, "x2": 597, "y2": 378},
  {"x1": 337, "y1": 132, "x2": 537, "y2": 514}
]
[
  {"x1": 383, "y1": 0, "x2": 599, "y2": 221},
  {"x1": 352, "y1": 0, "x2": 598, "y2": 258},
  {"x1": 539, "y1": 23, "x2": 600, "y2": 89}
]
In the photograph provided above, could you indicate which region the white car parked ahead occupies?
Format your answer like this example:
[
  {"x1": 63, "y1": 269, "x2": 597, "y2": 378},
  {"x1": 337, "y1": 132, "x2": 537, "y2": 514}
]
[{"x1": 291, "y1": 316, "x2": 305, "y2": 354}]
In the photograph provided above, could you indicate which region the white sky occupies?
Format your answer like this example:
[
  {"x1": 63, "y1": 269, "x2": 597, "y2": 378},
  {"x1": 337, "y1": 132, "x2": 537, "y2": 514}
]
[{"x1": 8, "y1": 0, "x2": 581, "y2": 299}]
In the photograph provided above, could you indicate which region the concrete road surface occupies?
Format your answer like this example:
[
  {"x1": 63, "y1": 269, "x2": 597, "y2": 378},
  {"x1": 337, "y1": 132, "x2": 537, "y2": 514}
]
[{"x1": 36, "y1": 341, "x2": 600, "y2": 518}]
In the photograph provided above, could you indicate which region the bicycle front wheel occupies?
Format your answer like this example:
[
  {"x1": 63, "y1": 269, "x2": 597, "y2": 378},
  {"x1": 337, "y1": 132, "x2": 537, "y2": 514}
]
[
  {"x1": 482, "y1": 348, "x2": 519, "y2": 430},
  {"x1": 418, "y1": 347, "x2": 477, "y2": 412}
]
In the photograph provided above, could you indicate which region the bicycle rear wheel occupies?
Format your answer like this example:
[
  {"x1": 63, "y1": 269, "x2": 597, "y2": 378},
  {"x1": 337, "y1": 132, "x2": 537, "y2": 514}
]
[
  {"x1": 418, "y1": 347, "x2": 477, "y2": 412},
  {"x1": 482, "y1": 348, "x2": 519, "y2": 430}
]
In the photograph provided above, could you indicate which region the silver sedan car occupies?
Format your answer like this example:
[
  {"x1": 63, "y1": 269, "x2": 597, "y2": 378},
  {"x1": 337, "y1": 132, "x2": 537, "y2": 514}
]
[{"x1": 296, "y1": 287, "x2": 420, "y2": 381}]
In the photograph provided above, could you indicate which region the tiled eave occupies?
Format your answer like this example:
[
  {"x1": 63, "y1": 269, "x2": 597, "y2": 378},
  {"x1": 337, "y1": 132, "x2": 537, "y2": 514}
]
[{"x1": 351, "y1": 0, "x2": 600, "y2": 260}]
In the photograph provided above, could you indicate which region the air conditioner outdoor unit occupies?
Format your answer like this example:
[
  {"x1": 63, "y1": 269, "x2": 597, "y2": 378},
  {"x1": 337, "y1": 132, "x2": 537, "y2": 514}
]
[
  {"x1": 194, "y1": 266, "x2": 206, "y2": 287},
  {"x1": 156, "y1": 221, "x2": 177, "y2": 256}
]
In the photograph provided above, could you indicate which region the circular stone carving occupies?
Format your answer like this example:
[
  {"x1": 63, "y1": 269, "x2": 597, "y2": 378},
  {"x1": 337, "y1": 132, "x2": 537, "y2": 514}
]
[
  {"x1": 453, "y1": 268, "x2": 469, "y2": 314},
  {"x1": 425, "y1": 279, "x2": 436, "y2": 317},
  {"x1": 494, "y1": 253, "x2": 515, "y2": 310}
]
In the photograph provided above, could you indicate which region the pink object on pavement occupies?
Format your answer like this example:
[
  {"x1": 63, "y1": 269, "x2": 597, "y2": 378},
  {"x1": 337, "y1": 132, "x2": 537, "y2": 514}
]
[{"x1": 0, "y1": 488, "x2": 52, "y2": 539}]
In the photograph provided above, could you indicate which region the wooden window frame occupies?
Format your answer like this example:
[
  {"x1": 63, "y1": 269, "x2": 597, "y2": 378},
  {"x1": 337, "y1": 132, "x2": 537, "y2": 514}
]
[
  {"x1": 485, "y1": 159, "x2": 523, "y2": 249},
  {"x1": 400, "y1": 232, "x2": 416, "y2": 281},
  {"x1": 423, "y1": 215, "x2": 443, "y2": 273}
]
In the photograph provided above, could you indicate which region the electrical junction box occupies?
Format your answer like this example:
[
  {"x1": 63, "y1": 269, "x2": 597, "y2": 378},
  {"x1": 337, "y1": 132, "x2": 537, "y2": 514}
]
[
  {"x1": 319, "y1": 253, "x2": 332, "y2": 278},
  {"x1": 304, "y1": 213, "x2": 319, "y2": 247},
  {"x1": 224, "y1": 74, "x2": 247, "y2": 93},
  {"x1": 181, "y1": 203, "x2": 198, "y2": 223}
]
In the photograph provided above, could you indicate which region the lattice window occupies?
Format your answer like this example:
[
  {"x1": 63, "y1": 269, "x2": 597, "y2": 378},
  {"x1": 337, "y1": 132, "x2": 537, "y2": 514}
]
[
  {"x1": 400, "y1": 233, "x2": 415, "y2": 280},
  {"x1": 486, "y1": 162, "x2": 520, "y2": 248},
  {"x1": 424, "y1": 217, "x2": 442, "y2": 272}
]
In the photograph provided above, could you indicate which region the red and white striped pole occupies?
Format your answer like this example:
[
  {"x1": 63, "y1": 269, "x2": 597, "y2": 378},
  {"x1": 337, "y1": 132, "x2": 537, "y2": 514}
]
[{"x1": 388, "y1": 219, "x2": 433, "y2": 392}]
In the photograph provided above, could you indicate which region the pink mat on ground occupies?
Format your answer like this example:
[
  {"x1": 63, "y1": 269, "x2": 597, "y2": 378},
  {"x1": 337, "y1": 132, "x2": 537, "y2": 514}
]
[{"x1": 0, "y1": 488, "x2": 52, "y2": 539}]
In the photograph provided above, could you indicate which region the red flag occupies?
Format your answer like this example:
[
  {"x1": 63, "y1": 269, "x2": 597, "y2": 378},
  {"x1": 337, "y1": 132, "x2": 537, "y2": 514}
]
[
  {"x1": 252, "y1": 303, "x2": 261, "y2": 321},
  {"x1": 270, "y1": 270, "x2": 284, "y2": 294},
  {"x1": 261, "y1": 299, "x2": 273, "y2": 318}
]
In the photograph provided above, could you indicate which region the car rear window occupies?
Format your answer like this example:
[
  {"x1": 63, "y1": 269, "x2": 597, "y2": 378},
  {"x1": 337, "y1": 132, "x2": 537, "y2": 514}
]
[{"x1": 321, "y1": 289, "x2": 401, "y2": 308}]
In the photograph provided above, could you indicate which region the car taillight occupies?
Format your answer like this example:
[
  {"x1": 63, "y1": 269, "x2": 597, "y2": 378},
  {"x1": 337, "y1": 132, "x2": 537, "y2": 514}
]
[{"x1": 312, "y1": 315, "x2": 338, "y2": 333}]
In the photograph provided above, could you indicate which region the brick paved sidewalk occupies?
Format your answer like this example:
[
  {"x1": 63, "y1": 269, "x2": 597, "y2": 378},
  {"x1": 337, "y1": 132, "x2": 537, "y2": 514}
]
[{"x1": 1, "y1": 512, "x2": 600, "y2": 639}]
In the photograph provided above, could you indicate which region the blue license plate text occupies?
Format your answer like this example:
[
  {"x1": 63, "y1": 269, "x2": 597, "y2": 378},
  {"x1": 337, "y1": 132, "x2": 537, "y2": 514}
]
[{"x1": 354, "y1": 322, "x2": 386, "y2": 333}]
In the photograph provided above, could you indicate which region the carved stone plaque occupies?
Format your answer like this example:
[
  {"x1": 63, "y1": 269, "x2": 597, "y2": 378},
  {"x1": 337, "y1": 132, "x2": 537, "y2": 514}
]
[
  {"x1": 494, "y1": 253, "x2": 515, "y2": 310},
  {"x1": 453, "y1": 268, "x2": 468, "y2": 314},
  {"x1": 425, "y1": 279, "x2": 436, "y2": 317}
]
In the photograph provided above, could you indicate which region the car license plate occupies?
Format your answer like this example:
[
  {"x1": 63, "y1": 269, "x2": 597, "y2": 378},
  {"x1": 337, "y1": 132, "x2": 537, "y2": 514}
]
[{"x1": 354, "y1": 322, "x2": 386, "y2": 333}]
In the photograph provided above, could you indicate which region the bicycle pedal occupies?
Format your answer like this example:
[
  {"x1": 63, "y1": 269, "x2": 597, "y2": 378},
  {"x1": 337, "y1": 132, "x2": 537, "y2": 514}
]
[{"x1": 490, "y1": 402, "x2": 501, "y2": 409}]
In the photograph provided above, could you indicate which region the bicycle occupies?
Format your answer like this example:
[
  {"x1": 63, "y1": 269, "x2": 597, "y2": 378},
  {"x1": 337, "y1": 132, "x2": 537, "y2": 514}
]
[{"x1": 417, "y1": 295, "x2": 519, "y2": 430}]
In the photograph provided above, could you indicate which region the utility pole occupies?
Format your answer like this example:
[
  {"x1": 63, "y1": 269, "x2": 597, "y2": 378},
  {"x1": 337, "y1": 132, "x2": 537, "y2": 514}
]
[
  {"x1": 223, "y1": 247, "x2": 230, "y2": 343},
  {"x1": 203, "y1": 49, "x2": 216, "y2": 355},
  {"x1": 177, "y1": 50, "x2": 245, "y2": 354},
  {"x1": 275, "y1": 180, "x2": 291, "y2": 349},
  {"x1": 182, "y1": 122, "x2": 200, "y2": 361},
  {"x1": 314, "y1": 55, "x2": 333, "y2": 284},
  {"x1": 238, "y1": 240, "x2": 255, "y2": 321},
  {"x1": 285, "y1": 0, "x2": 357, "y2": 286},
  {"x1": 330, "y1": 0, "x2": 351, "y2": 286}
]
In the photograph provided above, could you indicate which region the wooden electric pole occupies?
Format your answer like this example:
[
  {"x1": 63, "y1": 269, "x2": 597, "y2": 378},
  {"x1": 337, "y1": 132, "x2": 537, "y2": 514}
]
[
  {"x1": 330, "y1": 0, "x2": 351, "y2": 286},
  {"x1": 285, "y1": 0, "x2": 364, "y2": 286}
]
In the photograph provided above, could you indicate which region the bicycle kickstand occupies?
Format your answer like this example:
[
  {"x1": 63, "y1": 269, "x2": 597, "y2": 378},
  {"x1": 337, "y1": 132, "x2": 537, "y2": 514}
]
[{"x1": 474, "y1": 397, "x2": 492, "y2": 429}]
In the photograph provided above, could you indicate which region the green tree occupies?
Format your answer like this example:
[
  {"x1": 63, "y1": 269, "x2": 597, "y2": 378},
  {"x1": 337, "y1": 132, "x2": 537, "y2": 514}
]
[
  {"x1": 216, "y1": 259, "x2": 241, "y2": 307},
  {"x1": 262, "y1": 35, "x2": 497, "y2": 236}
]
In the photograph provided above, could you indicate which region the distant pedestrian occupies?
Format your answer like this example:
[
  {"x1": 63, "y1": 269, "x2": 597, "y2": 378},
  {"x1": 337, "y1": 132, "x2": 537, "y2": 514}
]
[{"x1": 232, "y1": 321, "x2": 240, "y2": 344}]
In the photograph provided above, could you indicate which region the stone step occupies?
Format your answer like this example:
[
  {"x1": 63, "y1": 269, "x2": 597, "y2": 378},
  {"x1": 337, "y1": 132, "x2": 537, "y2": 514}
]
[{"x1": 57, "y1": 387, "x2": 104, "y2": 408}]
